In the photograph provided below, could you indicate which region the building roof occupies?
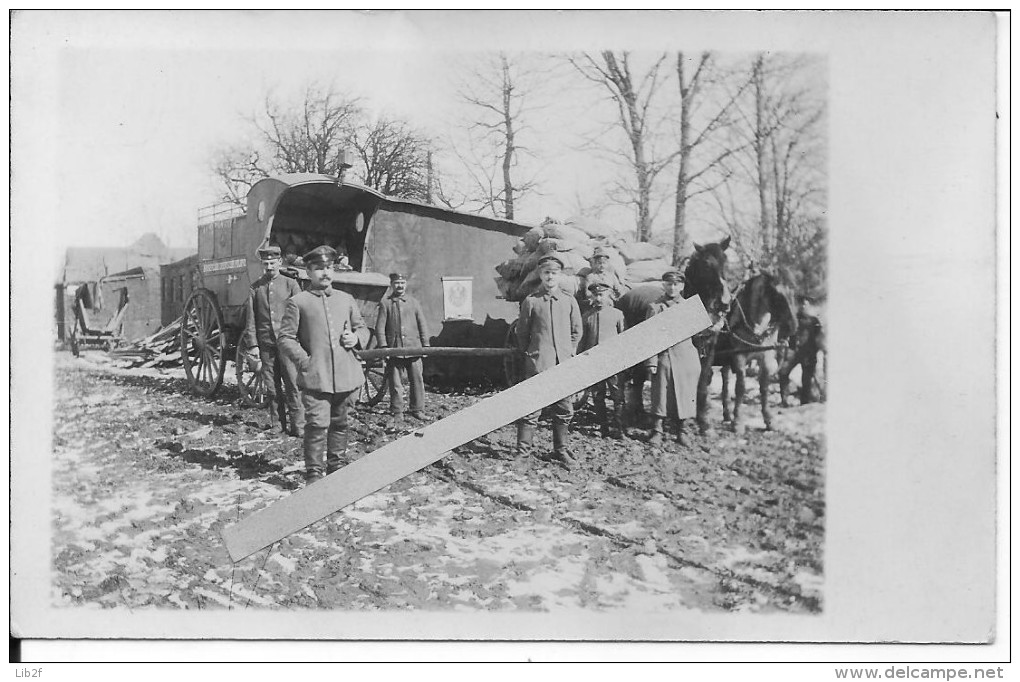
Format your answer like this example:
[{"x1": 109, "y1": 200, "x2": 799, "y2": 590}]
[{"x1": 58, "y1": 233, "x2": 193, "y2": 285}]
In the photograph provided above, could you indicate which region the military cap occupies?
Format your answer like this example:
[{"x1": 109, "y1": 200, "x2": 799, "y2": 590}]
[
  {"x1": 589, "y1": 246, "x2": 611, "y2": 260},
  {"x1": 662, "y1": 268, "x2": 685, "y2": 283},
  {"x1": 588, "y1": 281, "x2": 611, "y2": 293},
  {"x1": 389, "y1": 272, "x2": 407, "y2": 282},
  {"x1": 303, "y1": 245, "x2": 338, "y2": 267},
  {"x1": 537, "y1": 254, "x2": 565, "y2": 270},
  {"x1": 257, "y1": 243, "x2": 282, "y2": 259}
]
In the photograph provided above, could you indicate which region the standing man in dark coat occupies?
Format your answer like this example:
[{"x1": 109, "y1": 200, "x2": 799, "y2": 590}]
[
  {"x1": 644, "y1": 269, "x2": 701, "y2": 447},
  {"x1": 514, "y1": 254, "x2": 583, "y2": 468},
  {"x1": 278, "y1": 246, "x2": 371, "y2": 485},
  {"x1": 243, "y1": 243, "x2": 304, "y2": 436},
  {"x1": 578, "y1": 281, "x2": 628, "y2": 438},
  {"x1": 375, "y1": 272, "x2": 430, "y2": 430}
]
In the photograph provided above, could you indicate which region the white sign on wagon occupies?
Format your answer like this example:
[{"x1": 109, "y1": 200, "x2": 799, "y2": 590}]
[{"x1": 441, "y1": 276, "x2": 473, "y2": 321}]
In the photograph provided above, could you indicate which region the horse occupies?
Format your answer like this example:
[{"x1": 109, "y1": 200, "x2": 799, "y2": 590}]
[
  {"x1": 714, "y1": 272, "x2": 798, "y2": 433},
  {"x1": 682, "y1": 237, "x2": 733, "y2": 434}
]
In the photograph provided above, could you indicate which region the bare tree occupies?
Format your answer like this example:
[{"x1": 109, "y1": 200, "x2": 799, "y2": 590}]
[
  {"x1": 447, "y1": 52, "x2": 544, "y2": 219},
  {"x1": 671, "y1": 51, "x2": 749, "y2": 264},
  {"x1": 568, "y1": 51, "x2": 677, "y2": 242},
  {"x1": 351, "y1": 116, "x2": 433, "y2": 202},
  {"x1": 257, "y1": 84, "x2": 362, "y2": 175},
  {"x1": 210, "y1": 145, "x2": 272, "y2": 206},
  {"x1": 709, "y1": 53, "x2": 827, "y2": 294},
  {"x1": 210, "y1": 83, "x2": 436, "y2": 206}
]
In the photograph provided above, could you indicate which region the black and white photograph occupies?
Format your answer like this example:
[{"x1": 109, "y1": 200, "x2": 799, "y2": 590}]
[{"x1": 10, "y1": 9, "x2": 1002, "y2": 659}]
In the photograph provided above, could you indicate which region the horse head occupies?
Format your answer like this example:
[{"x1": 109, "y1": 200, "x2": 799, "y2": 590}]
[
  {"x1": 684, "y1": 236, "x2": 732, "y2": 320},
  {"x1": 728, "y1": 272, "x2": 799, "y2": 343}
]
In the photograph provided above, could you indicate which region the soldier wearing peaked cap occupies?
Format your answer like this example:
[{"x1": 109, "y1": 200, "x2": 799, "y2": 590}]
[
  {"x1": 578, "y1": 281, "x2": 627, "y2": 438},
  {"x1": 375, "y1": 272, "x2": 430, "y2": 431},
  {"x1": 577, "y1": 245, "x2": 627, "y2": 308},
  {"x1": 514, "y1": 253, "x2": 583, "y2": 468},
  {"x1": 643, "y1": 268, "x2": 700, "y2": 447},
  {"x1": 278, "y1": 244, "x2": 371, "y2": 485},
  {"x1": 243, "y1": 242, "x2": 304, "y2": 436}
]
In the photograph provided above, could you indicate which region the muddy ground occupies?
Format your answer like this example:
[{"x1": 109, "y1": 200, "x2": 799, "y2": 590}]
[{"x1": 50, "y1": 351, "x2": 824, "y2": 614}]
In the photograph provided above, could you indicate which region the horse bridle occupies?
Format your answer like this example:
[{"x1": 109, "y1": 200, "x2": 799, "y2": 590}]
[{"x1": 697, "y1": 278, "x2": 789, "y2": 356}]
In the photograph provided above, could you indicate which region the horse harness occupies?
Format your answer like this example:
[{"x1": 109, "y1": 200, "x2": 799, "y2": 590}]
[{"x1": 694, "y1": 280, "x2": 789, "y2": 360}]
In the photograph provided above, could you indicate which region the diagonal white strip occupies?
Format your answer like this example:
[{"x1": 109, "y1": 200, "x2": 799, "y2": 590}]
[{"x1": 222, "y1": 295, "x2": 710, "y2": 562}]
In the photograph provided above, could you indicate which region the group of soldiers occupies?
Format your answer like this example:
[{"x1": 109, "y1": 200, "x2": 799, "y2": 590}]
[
  {"x1": 512, "y1": 250, "x2": 700, "y2": 470},
  {"x1": 244, "y1": 240, "x2": 820, "y2": 483}
]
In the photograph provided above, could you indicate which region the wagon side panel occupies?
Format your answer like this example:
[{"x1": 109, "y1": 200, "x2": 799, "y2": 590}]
[{"x1": 367, "y1": 204, "x2": 525, "y2": 380}]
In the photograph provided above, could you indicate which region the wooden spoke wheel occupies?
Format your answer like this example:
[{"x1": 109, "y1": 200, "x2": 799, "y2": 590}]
[
  {"x1": 235, "y1": 342, "x2": 268, "y2": 407},
  {"x1": 359, "y1": 360, "x2": 388, "y2": 407},
  {"x1": 180, "y1": 289, "x2": 227, "y2": 397},
  {"x1": 357, "y1": 332, "x2": 387, "y2": 407}
]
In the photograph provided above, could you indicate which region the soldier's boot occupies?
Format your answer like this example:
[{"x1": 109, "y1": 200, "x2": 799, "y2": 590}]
[
  {"x1": 287, "y1": 402, "x2": 305, "y2": 438},
  {"x1": 648, "y1": 417, "x2": 664, "y2": 446},
  {"x1": 326, "y1": 431, "x2": 348, "y2": 475},
  {"x1": 551, "y1": 423, "x2": 574, "y2": 470},
  {"x1": 515, "y1": 423, "x2": 535, "y2": 458},
  {"x1": 627, "y1": 384, "x2": 645, "y2": 424},
  {"x1": 265, "y1": 399, "x2": 279, "y2": 431},
  {"x1": 385, "y1": 412, "x2": 406, "y2": 434},
  {"x1": 610, "y1": 405, "x2": 625, "y2": 440},
  {"x1": 675, "y1": 419, "x2": 689, "y2": 447},
  {"x1": 595, "y1": 401, "x2": 610, "y2": 438}
]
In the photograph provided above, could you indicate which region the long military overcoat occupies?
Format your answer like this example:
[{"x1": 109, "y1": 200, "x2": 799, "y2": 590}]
[
  {"x1": 645, "y1": 294, "x2": 701, "y2": 419},
  {"x1": 515, "y1": 287, "x2": 583, "y2": 378},
  {"x1": 278, "y1": 287, "x2": 370, "y2": 394}
]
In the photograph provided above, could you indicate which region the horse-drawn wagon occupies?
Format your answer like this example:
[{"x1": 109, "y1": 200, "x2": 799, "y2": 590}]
[{"x1": 180, "y1": 173, "x2": 530, "y2": 403}]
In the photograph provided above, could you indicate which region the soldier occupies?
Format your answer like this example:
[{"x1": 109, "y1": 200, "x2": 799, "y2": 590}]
[
  {"x1": 779, "y1": 295, "x2": 826, "y2": 406},
  {"x1": 514, "y1": 254, "x2": 583, "y2": 468},
  {"x1": 375, "y1": 272, "x2": 430, "y2": 430},
  {"x1": 278, "y1": 245, "x2": 371, "y2": 485},
  {"x1": 644, "y1": 268, "x2": 701, "y2": 447},
  {"x1": 576, "y1": 245, "x2": 627, "y2": 307},
  {"x1": 243, "y1": 243, "x2": 304, "y2": 436},
  {"x1": 578, "y1": 281, "x2": 627, "y2": 438}
]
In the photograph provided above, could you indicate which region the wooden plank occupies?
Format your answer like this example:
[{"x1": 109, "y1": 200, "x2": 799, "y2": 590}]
[
  {"x1": 355, "y1": 346, "x2": 516, "y2": 362},
  {"x1": 221, "y1": 295, "x2": 710, "y2": 562}
]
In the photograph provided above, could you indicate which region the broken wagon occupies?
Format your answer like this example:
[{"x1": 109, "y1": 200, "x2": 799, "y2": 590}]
[{"x1": 180, "y1": 173, "x2": 530, "y2": 403}]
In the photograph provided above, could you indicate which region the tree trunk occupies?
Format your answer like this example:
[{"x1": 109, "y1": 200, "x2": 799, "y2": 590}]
[
  {"x1": 753, "y1": 54, "x2": 772, "y2": 267},
  {"x1": 673, "y1": 52, "x2": 692, "y2": 264},
  {"x1": 501, "y1": 55, "x2": 515, "y2": 220}
]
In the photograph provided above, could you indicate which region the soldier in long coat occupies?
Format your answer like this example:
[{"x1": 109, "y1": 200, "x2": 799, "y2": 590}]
[
  {"x1": 644, "y1": 269, "x2": 701, "y2": 446},
  {"x1": 243, "y1": 243, "x2": 304, "y2": 436},
  {"x1": 375, "y1": 272, "x2": 430, "y2": 429},
  {"x1": 514, "y1": 254, "x2": 583, "y2": 468},
  {"x1": 278, "y1": 246, "x2": 371, "y2": 485}
]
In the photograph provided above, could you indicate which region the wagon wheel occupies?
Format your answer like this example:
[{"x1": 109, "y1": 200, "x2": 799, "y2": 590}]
[
  {"x1": 359, "y1": 360, "x2": 388, "y2": 406},
  {"x1": 357, "y1": 333, "x2": 387, "y2": 407},
  {"x1": 180, "y1": 289, "x2": 227, "y2": 397},
  {"x1": 235, "y1": 341, "x2": 268, "y2": 407}
]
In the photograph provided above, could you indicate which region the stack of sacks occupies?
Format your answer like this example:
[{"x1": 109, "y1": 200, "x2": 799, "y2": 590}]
[
  {"x1": 615, "y1": 241, "x2": 672, "y2": 283},
  {"x1": 495, "y1": 217, "x2": 672, "y2": 301}
]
